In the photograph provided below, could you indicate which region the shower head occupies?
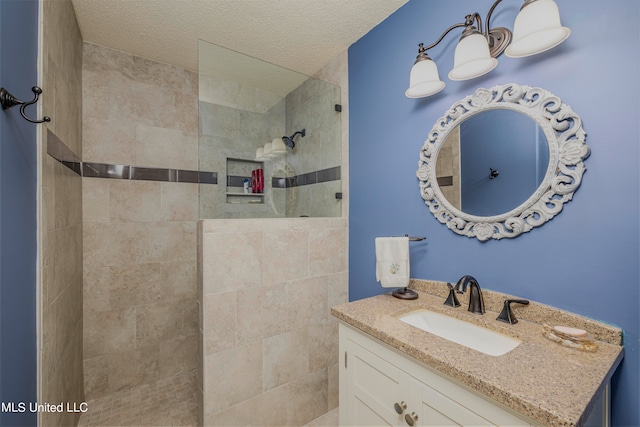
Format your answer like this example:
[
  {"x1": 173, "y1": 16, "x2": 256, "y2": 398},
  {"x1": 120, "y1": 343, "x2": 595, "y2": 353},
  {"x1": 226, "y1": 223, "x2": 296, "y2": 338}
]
[{"x1": 282, "y1": 129, "x2": 306, "y2": 149}]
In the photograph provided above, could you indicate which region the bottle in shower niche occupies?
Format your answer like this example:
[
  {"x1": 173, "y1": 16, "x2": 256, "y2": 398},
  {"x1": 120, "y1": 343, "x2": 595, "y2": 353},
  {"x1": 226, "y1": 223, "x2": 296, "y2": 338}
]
[
  {"x1": 257, "y1": 168, "x2": 264, "y2": 193},
  {"x1": 243, "y1": 178, "x2": 249, "y2": 193},
  {"x1": 251, "y1": 170, "x2": 257, "y2": 193}
]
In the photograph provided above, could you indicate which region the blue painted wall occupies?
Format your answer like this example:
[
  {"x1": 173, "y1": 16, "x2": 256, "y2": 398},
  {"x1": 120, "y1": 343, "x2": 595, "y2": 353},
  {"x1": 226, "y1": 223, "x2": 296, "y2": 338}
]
[
  {"x1": 0, "y1": 0, "x2": 39, "y2": 426},
  {"x1": 348, "y1": 0, "x2": 639, "y2": 425}
]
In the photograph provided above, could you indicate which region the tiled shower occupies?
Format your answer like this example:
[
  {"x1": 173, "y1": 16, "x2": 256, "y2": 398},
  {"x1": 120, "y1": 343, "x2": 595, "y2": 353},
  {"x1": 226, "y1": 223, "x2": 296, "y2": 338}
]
[{"x1": 39, "y1": 1, "x2": 348, "y2": 425}]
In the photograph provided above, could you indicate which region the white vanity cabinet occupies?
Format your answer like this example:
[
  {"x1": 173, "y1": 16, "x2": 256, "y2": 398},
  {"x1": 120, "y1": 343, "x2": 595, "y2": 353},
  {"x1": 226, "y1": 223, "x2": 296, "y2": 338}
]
[{"x1": 339, "y1": 323, "x2": 538, "y2": 427}]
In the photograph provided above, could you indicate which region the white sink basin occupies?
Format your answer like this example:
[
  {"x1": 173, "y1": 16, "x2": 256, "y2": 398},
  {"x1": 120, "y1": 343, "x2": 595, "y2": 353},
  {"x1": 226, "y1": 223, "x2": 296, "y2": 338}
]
[{"x1": 398, "y1": 310, "x2": 521, "y2": 356}]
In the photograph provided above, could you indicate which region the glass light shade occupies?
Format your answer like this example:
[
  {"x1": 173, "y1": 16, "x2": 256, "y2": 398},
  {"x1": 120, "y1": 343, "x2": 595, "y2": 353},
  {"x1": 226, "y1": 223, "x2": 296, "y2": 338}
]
[
  {"x1": 448, "y1": 33, "x2": 498, "y2": 81},
  {"x1": 256, "y1": 147, "x2": 264, "y2": 161},
  {"x1": 271, "y1": 138, "x2": 287, "y2": 156},
  {"x1": 505, "y1": 0, "x2": 570, "y2": 58},
  {"x1": 405, "y1": 58, "x2": 445, "y2": 98}
]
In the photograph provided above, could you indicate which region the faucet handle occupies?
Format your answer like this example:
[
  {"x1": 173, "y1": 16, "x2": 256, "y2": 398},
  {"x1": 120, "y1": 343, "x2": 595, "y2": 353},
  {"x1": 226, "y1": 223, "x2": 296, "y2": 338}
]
[
  {"x1": 443, "y1": 283, "x2": 461, "y2": 308},
  {"x1": 496, "y1": 299, "x2": 530, "y2": 324}
]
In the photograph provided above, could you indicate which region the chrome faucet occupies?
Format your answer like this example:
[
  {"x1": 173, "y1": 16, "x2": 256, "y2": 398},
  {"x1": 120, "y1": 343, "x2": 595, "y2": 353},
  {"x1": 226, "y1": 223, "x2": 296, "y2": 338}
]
[{"x1": 454, "y1": 275, "x2": 485, "y2": 315}]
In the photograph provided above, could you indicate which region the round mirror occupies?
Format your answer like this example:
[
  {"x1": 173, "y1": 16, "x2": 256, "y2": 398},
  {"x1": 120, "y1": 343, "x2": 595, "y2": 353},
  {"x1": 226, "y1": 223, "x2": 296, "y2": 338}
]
[{"x1": 417, "y1": 83, "x2": 590, "y2": 241}]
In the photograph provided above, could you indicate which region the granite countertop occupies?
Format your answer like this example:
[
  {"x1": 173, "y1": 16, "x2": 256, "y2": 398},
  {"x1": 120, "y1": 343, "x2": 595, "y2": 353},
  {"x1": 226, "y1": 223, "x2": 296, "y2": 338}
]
[{"x1": 331, "y1": 279, "x2": 624, "y2": 427}]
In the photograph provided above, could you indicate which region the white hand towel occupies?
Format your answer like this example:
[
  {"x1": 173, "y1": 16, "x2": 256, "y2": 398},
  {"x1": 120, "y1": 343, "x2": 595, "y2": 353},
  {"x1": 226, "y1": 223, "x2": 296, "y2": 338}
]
[{"x1": 375, "y1": 237, "x2": 410, "y2": 288}]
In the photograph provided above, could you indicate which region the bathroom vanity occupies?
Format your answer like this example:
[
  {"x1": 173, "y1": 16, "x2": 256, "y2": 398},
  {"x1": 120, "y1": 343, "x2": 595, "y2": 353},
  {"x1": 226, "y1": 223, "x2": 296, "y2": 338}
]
[{"x1": 331, "y1": 280, "x2": 623, "y2": 426}]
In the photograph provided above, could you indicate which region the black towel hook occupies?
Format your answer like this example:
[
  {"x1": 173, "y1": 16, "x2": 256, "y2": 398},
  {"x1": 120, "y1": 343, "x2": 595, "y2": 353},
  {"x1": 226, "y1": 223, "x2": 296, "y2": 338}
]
[{"x1": 0, "y1": 86, "x2": 51, "y2": 124}]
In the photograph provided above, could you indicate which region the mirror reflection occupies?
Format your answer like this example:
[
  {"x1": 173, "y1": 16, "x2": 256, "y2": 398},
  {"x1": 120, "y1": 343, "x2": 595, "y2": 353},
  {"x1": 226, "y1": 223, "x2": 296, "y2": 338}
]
[{"x1": 435, "y1": 109, "x2": 549, "y2": 217}]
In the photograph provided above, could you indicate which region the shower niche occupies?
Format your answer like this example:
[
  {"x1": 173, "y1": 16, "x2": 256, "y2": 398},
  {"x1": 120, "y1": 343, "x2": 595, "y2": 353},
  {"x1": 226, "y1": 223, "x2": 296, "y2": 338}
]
[
  {"x1": 198, "y1": 40, "x2": 342, "y2": 219},
  {"x1": 225, "y1": 157, "x2": 264, "y2": 204}
]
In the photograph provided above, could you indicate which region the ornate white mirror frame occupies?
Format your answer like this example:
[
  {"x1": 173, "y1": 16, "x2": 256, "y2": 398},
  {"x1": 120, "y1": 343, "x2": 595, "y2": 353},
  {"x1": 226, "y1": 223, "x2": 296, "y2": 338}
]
[{"x1": 416, "y1": 83, "x2": 590, "y2": 241}]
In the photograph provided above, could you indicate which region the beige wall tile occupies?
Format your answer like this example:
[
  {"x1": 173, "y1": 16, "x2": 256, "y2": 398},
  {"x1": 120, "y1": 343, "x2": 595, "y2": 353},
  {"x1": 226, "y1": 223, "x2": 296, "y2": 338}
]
[
  {"x1": 109, "y1": 263, "x2": 163, "y2": 309},
  {"x1": 109, "y1": 180, "x2": 161, "y2": 222},
  {"x1": 41, "y1": 156, "x2": 56, "y2": 232},
  {"x1": 83, "y1": 69, "x2": 109, "y2": 120},
  {"x1": 82, "y1": 177, "x2": 109, "y2": 223},
  {"x1": 50, "y1": 225, "x2": 82, "y2": 305},
  {"x1": 308, "y1": 321, "x2": 339, "y2": 372},
  {"x1": 328, "y1": 363, "x2": 339, "y2": 411},
  {"x1": 327, "y1": 271, "x2": 349, "y2": 316},
  {"x1": 135, "y1": 124, "x2": 198, "y2": 170},
  {"x1": 54, "y1": 163, "x2": 83, "y2": 229},
  {"x1": 236, "y1": 283, "x2": 288, "y2": 345},
  {"x1": 263, "y1": 329, "x2": 309, "y2": 391},
  {"x1": 262, "y1": 228, "x2": 308, "y2": 284},
  {"x1": 287, "y1": 369, "x2": 329, "y2": 426},
  {"x1": 82, "y1": 117, "x2": 137, "y2": 165},
  {"x1": 104, "y1": 261, "x2": 196, "y2": 312},
  {"x1": 203, "y1": 341, "x2": 263, "y2": 414},
  {"x1": 109, "y1": 72, "x2": 163, "y2": 128},
  {"x1": 161, "y1": 182, "x2": 199, "y2": 221},
  {"x1": 133, "y1": 221, "x2": 196, "y2": 264},
  {"x1": 204, "y1": 292, "x2": 236, "y2": 355},
  {"x1": 309, "y1": 227, "x2": 348, "y2": 277},
  {"x1": 136, "y1": 301, "x2": 184, "y2": 346},
  {"x1": 83, "y1": 266, "x2": 110, "y2": 312},
  {"x1": 54, "y1": 67, "x2": 82, "y2": 155},
  {"x1": 82, "y1": 41, "x2": 114, "y2": 73},
  {"x1": 52, "y1": 290, "x2": 75, "y2": 365},
  {"x1": 202, "y1": 231, "x2": 263, "y2": 294},
  {"x1": 180, "y1": 297, "x2": 199, "y2": 336},
  {"x1": 159, "y1": 333, "x2": 198, "y2": 378},
  {"x1": 83, "y1": 307, "x2": 136, "y2": 358},
  {"x1": 40, "y1": 0, "x2": 84, "y2": 418},
  {"x1": 83, "y1": 222, "x2": 137, "y2": 268},
  {"x1": 199, "y1": 74, "x2": 284, "y2": 115},
  {"x1": 160, "y1": 260, "x2": 197, "y2": 301},
  {"x1": 287, "y1": 276, "x2": 328, "y2": 330},
  {"x1": 157, "y1": 88, "x2": 199, "y2": 134}
]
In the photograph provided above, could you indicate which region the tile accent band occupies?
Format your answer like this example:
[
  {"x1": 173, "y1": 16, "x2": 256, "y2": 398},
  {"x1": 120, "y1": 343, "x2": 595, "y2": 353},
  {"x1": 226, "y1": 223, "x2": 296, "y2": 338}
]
[
  {"x1": 271, "y1": 166, "x2": 341, "y2": 188},
  {"x1": 47, "y1": 130, "x2": 338, "y2": 188},
  {"x1": 437, "y1": 176, "x2": 453, "y2": 187},
  {"x1": 47, "y1": 129, "x2": 217, "y2": 184}
]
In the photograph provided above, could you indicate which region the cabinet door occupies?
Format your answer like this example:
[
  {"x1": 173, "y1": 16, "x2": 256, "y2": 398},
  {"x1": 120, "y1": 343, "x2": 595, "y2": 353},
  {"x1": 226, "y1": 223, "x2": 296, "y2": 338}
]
[
  {"x1": 407, "y1": 368, "x2": 531, "y2": 427},
  {"x1": 343, "y1": 337, "x2": 403, "y2": 426},
  {"x1": 406, "y1": 375, "x2": 495, "y2": 426}
]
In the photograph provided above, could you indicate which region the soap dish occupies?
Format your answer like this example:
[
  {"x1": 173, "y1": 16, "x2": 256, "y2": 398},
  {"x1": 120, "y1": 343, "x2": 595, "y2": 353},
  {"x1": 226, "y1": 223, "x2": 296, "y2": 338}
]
[{"x1": 542, "y1": 324, "x2": 597, "y2": 352}]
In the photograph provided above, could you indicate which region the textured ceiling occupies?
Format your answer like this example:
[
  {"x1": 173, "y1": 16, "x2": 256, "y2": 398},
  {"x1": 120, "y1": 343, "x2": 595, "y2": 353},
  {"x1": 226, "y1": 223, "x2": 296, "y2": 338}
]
[{"x1": 70, "y1": 0, "x2": 408, "y2": 77}]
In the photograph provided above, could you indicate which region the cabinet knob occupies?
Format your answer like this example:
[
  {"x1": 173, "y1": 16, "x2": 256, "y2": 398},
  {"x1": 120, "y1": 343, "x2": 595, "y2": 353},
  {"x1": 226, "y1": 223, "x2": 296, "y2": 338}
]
[
  {"x1": 394, "y1": 401, "x2": 407, "y2": 414},
  {"x1": 405, "y1": 411, "x2": 419, "y2": 426}
]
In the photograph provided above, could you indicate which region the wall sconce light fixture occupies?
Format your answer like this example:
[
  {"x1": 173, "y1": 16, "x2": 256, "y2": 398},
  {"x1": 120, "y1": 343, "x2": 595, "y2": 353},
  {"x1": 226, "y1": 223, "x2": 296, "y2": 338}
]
[{"x1": 405, "y1": 0, "x2": 570, "y2": 98}]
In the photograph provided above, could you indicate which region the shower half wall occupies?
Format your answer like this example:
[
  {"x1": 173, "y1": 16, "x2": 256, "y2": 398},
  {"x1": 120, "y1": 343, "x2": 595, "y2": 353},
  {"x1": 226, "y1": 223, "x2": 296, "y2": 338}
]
[{"x1": 197, "y1": 42, "x2": 348, "y2": 425}]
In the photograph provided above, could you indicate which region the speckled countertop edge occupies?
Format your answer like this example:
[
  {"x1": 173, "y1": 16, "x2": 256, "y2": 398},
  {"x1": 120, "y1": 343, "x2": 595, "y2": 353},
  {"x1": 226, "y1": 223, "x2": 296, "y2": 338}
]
[{"x1": 331, "y1": 280, "x2": 624, "y2": 427}]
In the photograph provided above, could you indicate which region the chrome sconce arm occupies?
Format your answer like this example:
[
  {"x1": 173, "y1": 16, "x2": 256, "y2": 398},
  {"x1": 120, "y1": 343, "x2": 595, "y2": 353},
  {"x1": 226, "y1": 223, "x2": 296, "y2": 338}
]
[{"x1": 406, "y1": 0, "x2": 571, "y2": 99}]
